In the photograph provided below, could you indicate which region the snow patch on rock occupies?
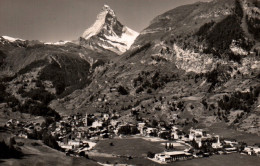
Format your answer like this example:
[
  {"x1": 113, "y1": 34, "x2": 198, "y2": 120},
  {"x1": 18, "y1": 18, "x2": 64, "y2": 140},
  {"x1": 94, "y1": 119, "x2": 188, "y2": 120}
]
[
  {"x1": 44, "y1": 41, "x2": 70, "y2": 45},
  {"x1": 2, "y1": 36, "x2": 25, "y2": 42}
]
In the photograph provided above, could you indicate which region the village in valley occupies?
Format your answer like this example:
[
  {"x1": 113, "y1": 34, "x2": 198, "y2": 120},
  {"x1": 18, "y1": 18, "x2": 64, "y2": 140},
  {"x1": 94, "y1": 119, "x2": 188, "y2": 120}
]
[{"x1": 4, "y1": 110, "x2": 260, "y2": 165}]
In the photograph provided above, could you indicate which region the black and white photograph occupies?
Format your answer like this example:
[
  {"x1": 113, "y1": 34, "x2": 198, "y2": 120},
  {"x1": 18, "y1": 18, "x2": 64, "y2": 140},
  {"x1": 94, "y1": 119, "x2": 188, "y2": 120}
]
[{"x1": 0, "y1": 0, "x2": 260, "y2": 165}]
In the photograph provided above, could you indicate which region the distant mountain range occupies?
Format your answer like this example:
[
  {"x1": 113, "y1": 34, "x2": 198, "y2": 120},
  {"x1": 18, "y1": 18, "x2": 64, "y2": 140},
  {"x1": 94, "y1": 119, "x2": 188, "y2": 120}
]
[
  {"x1": 0, "y1": 0, "x2": 260, "y2": 136},
  {"x1": 1, "y1": 5, "x2": 139, "y2": 55}
]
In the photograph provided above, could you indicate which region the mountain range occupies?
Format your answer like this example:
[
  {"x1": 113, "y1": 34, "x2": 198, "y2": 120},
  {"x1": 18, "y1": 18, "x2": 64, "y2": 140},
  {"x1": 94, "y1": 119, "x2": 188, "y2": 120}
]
[{"x1": 0, "y1": 0, "x2": 260, "y2": 136}]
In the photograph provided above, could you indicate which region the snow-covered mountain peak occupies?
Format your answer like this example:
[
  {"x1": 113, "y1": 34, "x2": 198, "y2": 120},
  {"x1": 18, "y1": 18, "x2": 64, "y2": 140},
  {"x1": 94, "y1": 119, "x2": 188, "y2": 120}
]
[
  {"x1": 82, "y1": 4, "x2": 117, "y2": 40},
  {"x1": 80, "y1": 5, "x2": 139, "y2": 54},
  {"x1": 1, "y1": 36, "x2": 25, "y2": 42},
  {"x1": 102, "y1": 4, "x2": 116, "y2": 17}
]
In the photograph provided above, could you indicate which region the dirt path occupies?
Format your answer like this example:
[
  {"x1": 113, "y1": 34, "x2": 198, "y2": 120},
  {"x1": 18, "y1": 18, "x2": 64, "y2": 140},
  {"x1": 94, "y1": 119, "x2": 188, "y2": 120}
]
[
  {"x1": 241, "y1": 8, "x2": 254, "y2": 40},
  {"x1": 85, "y1": 151, "x2": 116, "y2": 158}
]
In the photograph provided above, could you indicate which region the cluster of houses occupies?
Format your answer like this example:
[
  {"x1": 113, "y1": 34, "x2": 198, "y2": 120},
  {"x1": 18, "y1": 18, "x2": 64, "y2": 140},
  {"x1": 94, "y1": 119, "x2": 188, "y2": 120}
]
[
  {"x1": 5, "y1": 119, "x2": 42, "y2": 139},
  {"x1": 152, "y1": 127, "x2": 260, "y2": 163},
  {"x1": 51, "y1": 113, "x2": 115, "y2": 151},
  {"x1": 4, "y1": 112, "x2": 260, "y2": 162},
  {"x1": 243, "y1": 146, "x2": 260, "y2": 156},
  {"x1": 51, "y1": 112, "x2": 178, "y2": 151}
]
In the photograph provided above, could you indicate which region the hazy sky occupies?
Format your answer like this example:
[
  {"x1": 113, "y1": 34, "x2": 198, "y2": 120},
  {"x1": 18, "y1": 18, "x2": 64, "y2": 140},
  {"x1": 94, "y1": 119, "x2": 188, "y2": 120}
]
[{"x1": 0, "y1": 0, "x2": 209, "y2": 42}]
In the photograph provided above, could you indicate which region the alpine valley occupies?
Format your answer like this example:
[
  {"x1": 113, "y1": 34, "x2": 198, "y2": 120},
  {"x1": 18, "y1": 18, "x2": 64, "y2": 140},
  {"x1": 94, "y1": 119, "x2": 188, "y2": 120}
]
[{"x1": 0, "y1": 0, "x2": 260, "y2": 165}]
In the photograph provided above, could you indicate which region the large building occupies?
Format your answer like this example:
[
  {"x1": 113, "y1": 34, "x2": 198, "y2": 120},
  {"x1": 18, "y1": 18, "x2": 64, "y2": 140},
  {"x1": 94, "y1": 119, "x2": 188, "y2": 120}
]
[
  {"x1": 189, "y1": 128, "x2": 207, "y2": 140},
  {"x1": 154, "y1": 151, "x2": 193, "y2": 163},
  {"x1": 189, "y1": 128, "x2": 212, "y2": 147}
]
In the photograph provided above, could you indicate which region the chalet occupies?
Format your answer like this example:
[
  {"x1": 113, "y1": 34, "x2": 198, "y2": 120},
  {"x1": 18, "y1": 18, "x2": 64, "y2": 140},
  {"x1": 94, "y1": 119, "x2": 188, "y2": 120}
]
[
  {"x1": 253, "y1": 147, "x2": 260, "y2": 154},
  {"x1": 103, "y1": 114, "x2": 109, "y2": 121},
  {"x1": 158, "y1": 129, "x2": 171, "y2": 139},
  {"x1": 225, "y1": 147, "x2": 237, "y2": 153},
  {"x1": 189, "y1": 128, "x2": 206, "y2": 140},
  {"x1": 138, "y1": 122, "x2": 146, "y2": 135},
  {"x1": 224, "y1": 139, "x2": 238, "y2": 147},
  {"x1": 111, "y1": 113, "x2": 120, "y2": 118},
  {"x1": 212, "y1": 135, "x2": 223, "y2": 149},
  {"x1": 90, "y1": 136, "x2": 100, "y2": 140},
  {"x1": 25, "y1": 125, "x2": 34, "y2": 134},
  {"x1": 94, "y1": 112, "x2": 102, "y2": 117},
  {"x1": 67, "y1": 117, "x2": 72, "y2": 121},
  {"x1": 92, "y1": 120, "x2": 103, "y2": 128},
  {"x1": 18, "y1": 131, "x2": 28, "y2": 139},
  {"x1": 76, "y1": 131, "x2": 86, "y2": 139},
  {"x1": 7, "y1": 119, "x2": 17, "y2": 124},
  {"x1": 244, "y1": 146, "x2": 260, "y2": 155},
  {"x1": 171, "y1": 132, "x2": 179, "y2": 140},
  {"x1": 243, "y1": 146, "x2": 254, "y2": 155},
  {"x1": 61, "y1": 144, "x2": 73, "y2": 150},
  {"x1": 68, "y1": 140, "x2": 82, "y2": 149},
  {"x1": 72, "y1": 115, "x2": 78, "y2": 120},
  {"x1": 158, "y1": 121, "x2": 166, "y2": 127},
  {"x1": 171, "y1": 130, "x2": 183, "y2": 140},
  {"x1": 5, "y1": 121, "x2": 12, "y2": 127},
  {"x1": 171, "y1": 126, "x2": 179, "y2": 132},
  {"x1": 145, "y1": 127, "x2": 158, "y2": 136},
  {"x1": 110, "y1": 87, "x2": 117, "y2": 92},
  {"x1": 35, "y1": 125, "x2": 42, "y2": 132}
]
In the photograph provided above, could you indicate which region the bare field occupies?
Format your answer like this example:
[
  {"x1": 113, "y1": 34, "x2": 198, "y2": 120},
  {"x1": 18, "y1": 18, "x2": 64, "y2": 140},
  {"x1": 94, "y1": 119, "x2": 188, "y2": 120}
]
[
  {"x1": 207, "y1": 122, "x2": 260, "y2": 145},
  {"x1": 94, "y1": 137, "x2": 166, "y2": 157},
  {"x1": 92, "y1": 137, "x2": 260, "y2": 166},
  {"x1": 94, "y1": 154, "x2": 260, "y2": 166},
  {"x1": 172, "y1": 153, "x2": 260, "y2": 166}
]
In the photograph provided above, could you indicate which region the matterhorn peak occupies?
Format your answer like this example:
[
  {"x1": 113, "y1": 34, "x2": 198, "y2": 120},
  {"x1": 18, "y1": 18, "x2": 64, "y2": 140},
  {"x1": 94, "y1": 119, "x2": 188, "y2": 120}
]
[
  {"x1": 103, "y1": 4, "x2": 110, "y2": 9},
  {"x1": 82, "y1": 4, "x2": 117, "y2": 39},
  {"x1": 80, "y1": 5, "x2": 139, "y2": 54},
  {"x1": 100, "y1": 4, "x2": 116, "y2": 18},
  {"x1": 102, "y1": 4, "x2": 114, "y2": 13}
]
